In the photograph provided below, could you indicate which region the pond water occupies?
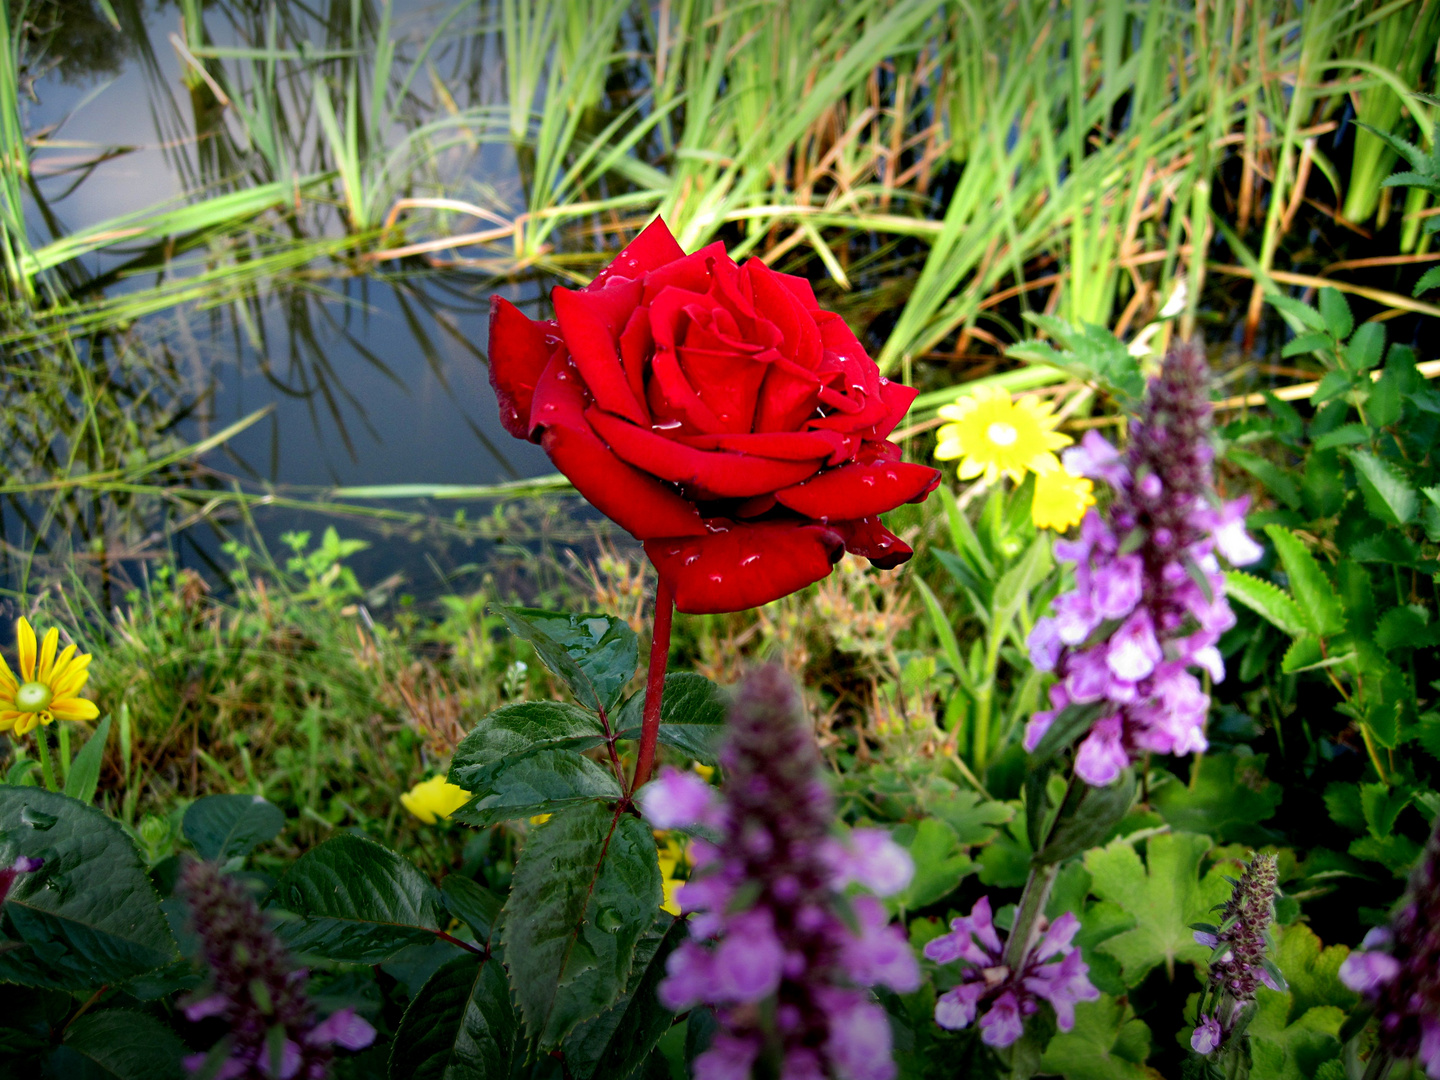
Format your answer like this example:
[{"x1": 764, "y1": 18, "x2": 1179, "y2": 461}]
[{"x1": 17, "y1": 1, "x2": 581, "y2": 595}]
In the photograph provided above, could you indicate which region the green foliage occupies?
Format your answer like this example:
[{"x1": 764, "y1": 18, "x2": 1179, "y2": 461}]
[
  {"x1": 1037, "y1": 995, "x2": 1154, "y2": 1080},
  {"x1": 501, "y1": 804, "x2": 661, "y2": 1048},
  {"x1": 1150, "y1": 754, "x2": 1283, "y2": 845},
  {"x1": 614, "y1": 673, "x2": 728, "y2": 765},
  {"x1": 182, "y1": 793, "x2": 284, "y2": 862},
  {"x1": 388, "y1": 955, "x2": 516, "y2": 1080},
  {"x1": 60, "y1": 1009, "x2": 187, "y2": 1080},
  {"x1": 1083, "y1": 833, "x2": 1233, "y2": 985},
  {"x1": 494, "y1": 607, "x2": 638, "y2": 715}
]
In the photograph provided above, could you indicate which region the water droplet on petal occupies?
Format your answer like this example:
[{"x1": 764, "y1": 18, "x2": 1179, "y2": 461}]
[{"x1": 740, "y1": 554, "x2": 760, "y2": 567}]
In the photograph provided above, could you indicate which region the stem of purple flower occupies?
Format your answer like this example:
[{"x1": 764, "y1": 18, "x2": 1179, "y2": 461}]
[
  {"x1": 1361, "y1": 1049, "x2": 1395, "y2": 1080},
  {"x1": 1002, "y1": 861, "x2": 1061, "y2": 972},
  {"x1": 629, "y1": 576, "x2": 674, "y2": 795}
]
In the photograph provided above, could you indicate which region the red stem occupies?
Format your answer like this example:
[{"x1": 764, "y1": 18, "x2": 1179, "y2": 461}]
[{"x1": 629, "y1": 576, "x2": 674, "y2": 794}]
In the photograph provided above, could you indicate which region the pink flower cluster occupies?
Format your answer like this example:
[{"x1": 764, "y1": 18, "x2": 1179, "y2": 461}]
[
  {"x1": 922, "y1": 896, "x2": 1098, "y2": 1047},
  {"x1": 1025, "y1": 341, "x2": 1261, "y2": 785},
  {"x1": 640, "y1": 666, "x2": 919, "y2": 1080},
  {"x1": 1190, "y1": 853, "x2": 1280, "y2": 1056}
]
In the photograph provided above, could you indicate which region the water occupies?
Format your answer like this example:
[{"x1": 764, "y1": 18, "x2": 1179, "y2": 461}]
[{"x1": 15, "y1": 1, "x2": 586, "y2": 595}]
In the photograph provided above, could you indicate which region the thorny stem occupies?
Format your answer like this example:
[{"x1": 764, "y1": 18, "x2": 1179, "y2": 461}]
[
  {"x1": 35, "y1": 729, "x2": 57, "y2": 793},
  {"x1": 629, "y1": 576, "x2": 674, "y2": 794}
]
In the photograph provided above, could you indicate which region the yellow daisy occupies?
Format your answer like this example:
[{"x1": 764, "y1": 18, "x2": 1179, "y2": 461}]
[
  {"x1": 0, "y1": 618, "x2": 98, "y2": 736},
  {"x1": 1031, "y1": 463, "x2": 1096, "y2": 531},
  {"x1": 400, "y1": 775, "x2": 471, "y2": 824},
  {"x1": 934, "y1": 386, "x2": 1071, "y2": 483}
]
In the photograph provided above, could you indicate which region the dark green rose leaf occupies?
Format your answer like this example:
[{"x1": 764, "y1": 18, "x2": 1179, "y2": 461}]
[
  {"x1": 388, "y1": 954, "x2": 516, "y2": 1080},
  {"x1": 563, "y1": 917, "x2": 686, "y2": 1080},
  {"x1": 62, "y1": 1008, "x2": 187, "y2": 1080},
  {"x1": 502, "y1": 803, "x2": 662, "y2": 1047},
  {"x1": 615, "y1": 673, "x2": 729, "y2": 765},
  {"x1": 494, "y1": 607, "x2": 638, "y2": 714},
  {"x1": 441, "y1": 876, "x2": 504, "y2": 943},
  {"x1": 449, "y1": 702, "x2": 608, "y2": 791},
  {"x1": 272, "y1": 834, "x2": 444, "y2": 964},
  {"x1": 183, "y1": 793, "x2": 285, "y2": 862},
  {"x1": 450, "y1": 750, "x2": 622, "y2": 828},
  {"x1": 1151, "y1": 754, "x2": 1283, "y2": 845},
  {"x1": 0, "y1": 786, "x2": 177, "y2": 990}
]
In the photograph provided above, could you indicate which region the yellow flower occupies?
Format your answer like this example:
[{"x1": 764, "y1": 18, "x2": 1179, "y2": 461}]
[
  {"x1": 1031, "y1": 463, "x2": 1096, "y2": 532},
  {"x1": 656, "y1": 831, "x2": 688, "y2": 916},
  {"x1": 934, "y1": 386, "x2": 1071, "y2": 483},
  {"x1": 0, "y1": 618, "x2": 98, "y2": 736},
  {"x1": 400, "y1": 775, "x2": 471, "y2": 824}
]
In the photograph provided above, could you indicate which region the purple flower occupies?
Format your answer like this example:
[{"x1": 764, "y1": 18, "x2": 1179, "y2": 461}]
[
  {"x1": 179, "y1": 860, "x2": 375, "y2": 1080},
  {"x1": 1191, "y1": 854, "x2": 1279, "y2": 1058},
  {"x1": 1029, "y1": 341, "x2": 1257, "y2": 785},
  {"x1": 639, "y1": 766, "x2": 722, "y2": 830},
  {"x1": 822, "y1": 829, "x2": 915, "y2": 898},
  {"x1": 924, "y1": 897, "x2": 1099, "y2": 1047},
  {"x1": 1191, "y1": 1015, "x2": 1223, "y2": 1054},
  {"x1": 0, "y1": 855, "x2": 42, "y2": 903},
  {"x1": 1340, "y1": 817, "x2": 1440, "y2": 1076},
  {"x1": 644, "y1": 666, "x2": 917, "y2": 1080}
]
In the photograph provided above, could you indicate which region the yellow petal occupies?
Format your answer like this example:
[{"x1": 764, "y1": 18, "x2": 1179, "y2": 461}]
[
  {"x1": 48, "y1": 644, "x2": 77, "y2": 686},
  {"x1": 0, "y1": 711, "x2": 20, "y2": 731},
  {"x1": 16, "y1": 618, "x2": 36, "y2": 681},
  {"x1": 36, "y1": 628, "x2": 59, "y2": 683},
  {"x1": 50, "y1": 697, "x2": 99, "y2": 721},
  {"x1": 399, "y1": 791, "x2": 436, "y2": 824},
  {"x1": 14, "y1": 712, "x2": 37, "y2": 735},
  {"x1": 53, "y1": 656, "x2": 92, "y2": 699},
  {"x1": 0, "y1": 652, "x2": 16, "y2": 697}
]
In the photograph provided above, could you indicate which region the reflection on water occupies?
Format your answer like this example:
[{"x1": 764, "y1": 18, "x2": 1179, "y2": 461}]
[{"x1": 9, "y1": 0, "x2": 583, "y2": 595}]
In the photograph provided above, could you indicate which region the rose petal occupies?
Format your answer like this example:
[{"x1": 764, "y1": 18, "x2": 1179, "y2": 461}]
[
  {"x1": 866, "y1": 379, "x2": 919, "y2": 440},
  {"x1": 774, "y1": 460, "x2": 941, "y2": 522},
  {"x1": 530, "y1": 357, "x2": 705, "y2": 540},
  {"x1": 675, "y1": 430, "x2": 852, "y2": 462},
  {"x1": 588, "y1": 409, "x2": 824, "y2": 499},
  {"x1": 641, "y1": 241, "x2": 728, "y2": 302},
  {"x1": 748, "y1": 261, "x2": 823, "y2": 371},
  {"x1": 589, "y1": 216, "x2": 686, "y2": 290},
  {"x1": 769, "y1": 269, "x2": 820, "y2": 310},
  {"x1": 487, "y1": 297, "x2": 555, "y2": 440},
  {"x1": 830, "y1": 517, "x2": 913, "y2": 569},
  {"x1": 552, "y1": 281, "x2": 649, "y2": 425},
  {"x1": 645, "y1": 522, "x2": 845, "y2": 614}
]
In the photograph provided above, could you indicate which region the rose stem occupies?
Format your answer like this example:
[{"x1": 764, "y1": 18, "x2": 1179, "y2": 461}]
[{"x1": 629, "y1": 576, "x2": 675, "y2": 794}]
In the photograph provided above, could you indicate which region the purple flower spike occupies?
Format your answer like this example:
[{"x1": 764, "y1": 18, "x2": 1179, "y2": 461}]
[
  {"x1": 180, "y1": 859, "x2": 375, "y2": 1079},
  {"x1": 1192, "y1": 853, "x2": 1279, "y2": 1057},
  {"x1": 642, "y1": 666, "x2": 918, "y2": 1080},
  {"x1": 1340, "y1": 816, "x2": 1440, "y2": 1077},
  {"x1": 1030, "y1": 341, "x2": 1258, "y2": 785},
  {"x1": 925, "y1": 896, "x2": 1099, "y2": 1047}
]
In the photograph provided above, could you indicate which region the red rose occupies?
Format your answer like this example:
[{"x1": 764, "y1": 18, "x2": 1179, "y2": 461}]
[{"x1": 487, "y1": 218, "x2": 940, "y2": 614}]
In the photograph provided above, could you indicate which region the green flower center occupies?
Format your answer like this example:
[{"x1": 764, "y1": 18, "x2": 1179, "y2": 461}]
[{"x1": 15, "y1": 682, "x2": 53, "y2": 713}]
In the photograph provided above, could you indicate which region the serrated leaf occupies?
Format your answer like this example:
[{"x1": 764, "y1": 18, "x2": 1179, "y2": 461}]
[
  {"x1": 1224, "y1": 572, "x2": 1308, "y2": 638},
  {"x1": 1281, "y1": 331, "x2": 1334, "y2": 359},
  {"x1": 1151, "y1": 754, "x2": 1282, "y2": 845},
  {"x1": 1008, "y1": 315, "x2": 1145, "y2": 406},
  {"x1": 1280, "y1": 636, "x2": 1323, "y2": 673},
  {"x1": 1344, "y1": 322, "x2": 1386, "y2": 371},
  {"x1": 1267, "y1": 294, "x2": 1327, "y2": 332},
  {"x1": 1317, "y1": 288, "x2": 1353, "y2": 341},
  {"x1": 494, "y1": 607, "x2": 639, "y2": 714},
  {"x1": 272, "y1": 834, "x2": 444, "y2": 964},
  {"x1": 1346, "y1": 449, "x2": 1418, "y2": 526},
  {"x1": 0, "y1": 787, "x2": 177, "y2": 990},
  {"x1": 388, "y1": 954, "x2": 516, "y2": 1080},
  {"x1": 502, "y1": 803, "x2": 661, "y2": 1047},
  {"x1": 1311, "y1": 371, "x2": 1354, "y2": 405},
  {"x1": 1360, "y1": 783, "x2": 1413, "y2": 840},
  {"x1": 1084, "y1": 832, "x2": 1232, "y2": 985},
  {"x1": 1249, "y1": 991, "x2": 1344, "y2": 1080},
  {"x1": 1264, "y1": 527, "x2": 1345, "y2": 637},
  {"x1": 930, "y1": 789, "x2": 1014, "y2": 847},
  {"x1": 62, "y1": 716, "x2": 111, "y2": 806},
  {"x1": 1310, "y1": 424, "x2": 1369, "y2": 451},
  {"x1": 895, "y1": 818, "x2": 975, "y2": 909},
  {"x1": 614, "y1": 672, "x2": 728, "y2": 765},
  {"x1": 1227, "y1": 449, "x2": 1302, "y2": 510},
  {"x1": 1375, "y1": 606, "x2": 1440, "y2": 650},
  {"x1": 1037, "y1": 995, "x2": 1154, "y2": 1080},
  {"x1": 562, "y1": 918, "x2": 686, "y2": 1080},
  {"x1": 62, "y1": 1008, "x2": 187, "y2": 1080},
  {"x1": 450, "y1": 750, "x2": 621, "y2": 827},
  {"x1": 183, "y1": 794, "x2": 284, "y2": 862},
  {"x1": 441, "y1": 877, "x2": 503, "y2": 943},
  {"x1": 449, "y1": 702, "x2": 607, "y2": 791},
  {"x1": 1347, "y1": 531, "x2": 1422, "y2": 566},
  {"x1": 1413, "y1": 265, "x2": 1440, "y2": 297}
]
